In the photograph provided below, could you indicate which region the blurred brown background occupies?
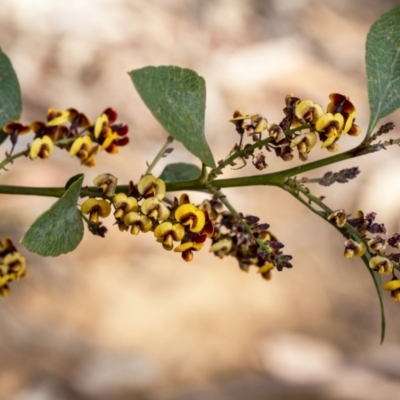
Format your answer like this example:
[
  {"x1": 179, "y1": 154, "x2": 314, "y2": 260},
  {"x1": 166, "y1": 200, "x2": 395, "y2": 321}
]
[{"x1": 1, "y1": 1, "x2": 400, "y2": 399}]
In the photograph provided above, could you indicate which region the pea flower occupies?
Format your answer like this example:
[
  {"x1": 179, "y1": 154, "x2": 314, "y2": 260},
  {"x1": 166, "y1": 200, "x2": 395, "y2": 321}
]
[
  {"x1": 30, "y1": 135, "x2": 54, "y2": 160},
  {"x1": 174, "y1": 204, "x2": 205, "y2": 233},
  {"x1": 123, "y1": 212, "x2": 152, "y2": 235},
  {"x1": 81, "y1": 198, "x2": 111, "y2": 223},
  {"x1": 137, "y1": 175, "x2": 166, "y2": 200},
  {"x1": 383, "y1": 279, "x2": 400, "y2": 302},
  {"x1": 154, "y1": 222, "x2": 185, "y2": 250},
  {"x1": 174, "y1": 242, "x2": 204, "y2": 262}
]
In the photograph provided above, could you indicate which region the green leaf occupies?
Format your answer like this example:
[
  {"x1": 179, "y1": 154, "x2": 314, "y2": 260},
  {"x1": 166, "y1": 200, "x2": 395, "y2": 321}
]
[
  {"x1": 366, "y1": 6, "x2": 400, "y2": 134},
  {"x1": 361, "y1": 252, "x2": 386, "y2": 344},
  {"x1": 129, "y1": 66, "x2": 216, "y2": 168},
  {"x1": 0, "y1": 48, "x2": 22, "y2": 145},
  {"x1": 21, "y1": 174, "x2": 85, "y2": 256},
  {"x1": 159, "y1": 163, "x2": 201, "y2": 183}
]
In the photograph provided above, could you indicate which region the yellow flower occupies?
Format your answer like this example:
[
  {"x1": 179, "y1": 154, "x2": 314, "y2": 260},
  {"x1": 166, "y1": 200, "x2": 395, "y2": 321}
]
[
  {"x1": 46, "y1": 108, "x2": 71, "y2": 126},
  {"x1": 81, "y1": 198, "x2": 111, "y2": 223},
  {"x1": 29, "y1": 135, "x2": 54, "y2": 160},
  {"x1": 383, "y1": 279, "x2": 400, "y2": 302},
  {"x1": 316, "y1": 113, "x2": 344, "y2": 137},
  {"x1": 93, "y1": 173, "x2": 118, "y2": 197},
  {"x1": 258, "y1": 262, "x2": 275, "y2": 281},
  {"x1": 80, "y1": 145, "x2": 98, "y2": 167},
  {"x1": 174, "y1": 241, "x2": 204, "y2": 262},
  {"x1": 369, "y1": 255, "x2": 393, "y2": 275},
  {"x1": 344, "y1": 239, "x2": 366, "y2": 258},
  {"x1": 295, "y1": 100, "x2": 324, "y2": 124},
  {"x1": 327, "y1": 209, "x2": 346, "y2": 228},
  {"x1": 2, "y1": 252, "x2": 27, "y2": 280},
  {"x1": 141, "y1": 197, "x2": 170, "y2": 221},
  {"x1": 209, "y1": 238, "x2": 232, "y2": 258},
  {"x1": 0, "y1": 237, "x2": 27, "y2": 297},
  {"x1": 69, "y1": 136, "x2": 92, "y2": 158},
  {"x1": 326, "y1": 93, "x2": 357, "y2": 134},
  {"x1": 154, "y1": 222, "x2": 185, "y2": 250},
  {"x1": 123, "y1": 212, "x2": 153, "y2": 235},
  {"x1": 137, "y1": 175, "x2": 166, "y2": 200},
  {"x1": 112, "y1": 193, "x2": 138, "y2": 221},
  {"x1": 174, "y1": 204, "x2": 205, "y2": 233}
]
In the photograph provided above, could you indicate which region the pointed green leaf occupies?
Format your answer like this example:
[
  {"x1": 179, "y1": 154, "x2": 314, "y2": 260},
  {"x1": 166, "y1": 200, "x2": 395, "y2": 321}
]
[
  {"x1": 366, "y1": 6, "x2": 400, "y2": 134},
  {"x1": 361, "y1": 252, "x2": 386, "y2": 344},
  {"x1": 159, "y1": 163, "x2": 201, "y2": 183},
  {"x1": 129, "y1": 66, "x2": 215, "y2": 168},
  {"x1": 21, "y1": 174, "x2": 85, "y2": 256},
  {"x1": 0, "y1": 48, "x2": 22, "y2": 145}
]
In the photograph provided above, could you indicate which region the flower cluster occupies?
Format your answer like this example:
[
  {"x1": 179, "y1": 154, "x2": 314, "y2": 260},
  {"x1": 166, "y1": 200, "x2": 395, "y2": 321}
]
[
  {"x1": 209, "y1": 201, "x2": 292, "y2": 280},
  {"x1": 0, "y1": 237, "x2": 27, "y2": 297},
  {"x1": 328, "y1": 209, "x2": 400, "y2": 302},
  {"x1": 80, "y1": 174, "x2": 293, "y2": 274},
  {"x1": 81, "y1": 174, "x2": 215, "y2": 262},
  {"x1": 229, "y1": 93, "x2": 361, "y2": 169},
  {"x1": 3, "y1": 107, "x2": 129, "y2": 167}
]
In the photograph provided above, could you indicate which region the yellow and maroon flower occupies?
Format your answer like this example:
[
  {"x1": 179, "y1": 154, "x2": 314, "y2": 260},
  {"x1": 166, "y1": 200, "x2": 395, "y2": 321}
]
[
  {"x1": 30, "y1": 121, "x2": 68, "y2": 142},
  {"x1": 0, "y1": 237, "x2": 17, "y2": 256},
  {"x1": 2, "y1": 120, "x2": 31, "y2": 150},
  {"x1": 2, "y1": 252, "x2": 27, "y2": 281},
  {"x1": 141, "y1": 197, "x2": 170, "y2": 221},
  {"x1": 137, "y1": 175, "x2": 166, "y2": 200},
  {"x1": 290, "y1": 131, "x2": 317, "y2": 160},
  {"x1": 369, "y1": 255, "x2": 393, "y2": 275},
  {"x1": 174, "y1": 241, "x2": 204, "y2": 262},
  {"x1": 29, "y1": 135, "x2": 54, "y2": 160},
  {"x1": 123, "y1": 211, "x2": 153, "y2": 235},
  {"x1": 344, "y1": 239, "x2": 366, "y2": 258},
  {"x1": 295, "y1": 100, "x2": 324, "y2": 124},
  {"x1": 113, "y1": 193, "x2": 138, "y2": 221},
  {"x1": 315, "y1": 112, "x2": 344, "y2": 151},
  {"x1": 209, "y1": 238, "x2": 232, "y2": 258},
  {"x1": 154, "y1": 222, "x2": 185, "y2": 250},
  {"x1": 46, "y1": 108, "x2": 71, "y2": 126},
  {"x1": 0, "y1": 237, "x2": 27, "y2": 297},
  {"x1": 174, "y1": 204, "x2": 205, "y2": 233},
  {"x1": 367, "y1": 235, "x2": 387, "y2": 253},
  {"x1": 257, "y1": 262, "x2": 275, "y2": 281},
  {"x1": 327, "y1": 209, "x2": 347, "y2": 228},
  {"x1": 81, "y1": 198, "x2": 111, "y2": 223},
  {"x1": 69, "y1": 136, "x2": 93, "y2": 158},
  {"x1": 383, "y1": 279, "x2": 400, "y2": 302},
  {"x1": 94, "y1": 108, "x2": 129, "y2": 154},
  {"x1": 80, "y1": 145, "x2": 98, "y2": 167},
  {"x1": 326, "y1": 93, "x2": 356, "y2": 133},
  {"x1": 93, "y1": 173, "x2": 118, "y2": 197}
]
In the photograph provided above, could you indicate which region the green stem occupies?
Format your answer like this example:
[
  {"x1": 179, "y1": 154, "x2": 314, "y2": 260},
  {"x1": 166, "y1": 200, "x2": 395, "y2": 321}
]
[
  {"x1": 145, "y1": 136, "x2": 174, "y2": 174},
  {"x1": 0, "y1": 148, "x2": 29, "y2": 170},
  {"x1": 0, "y1": 185, "x2": 64, "y2": 198},
  {"x1": 208, "y1": 124, "x2": 310, "y2": 180},
  {"x1": 0, "y1": 135, "x2": 398, "y2": 198}
]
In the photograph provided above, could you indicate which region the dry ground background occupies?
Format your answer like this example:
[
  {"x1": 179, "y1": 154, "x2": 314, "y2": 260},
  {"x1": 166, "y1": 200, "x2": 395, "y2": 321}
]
[{"x1": 1, "y1": 0, "x2": 400, "y2": 399}]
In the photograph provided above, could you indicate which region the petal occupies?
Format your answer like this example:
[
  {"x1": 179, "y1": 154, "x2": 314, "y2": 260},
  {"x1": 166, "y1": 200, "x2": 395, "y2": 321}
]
[
  {"x1": 171, "y1": 223, "x2": 185, "y2": 241},
  {"x1": 93, "y1": 173, "x2": 118, "y2": 197},
  {"x1": 383, "y1": 280, "x2": 400, "y2": 291},
  {"x1": 47, "y1": 109, "x2": 70, "y2": 126},
  {"x1": 154, "y1": 222, "x2": 173, "y2": 239},
  {"x1": 97, "y1": 200, "x2": 111, "y2": 217},
  {"x1": 94, "y1": 114, "x2": 109, "y2": 138},
  {"x1": 137, "y1": 175, "x2": 166, "y2": 200},
  {"x1": 81, "y1": 198, "x2": 100, "y2": 214},
  {"x1": 123, "y1": 211, "x2": 141, "y2": 226},
  {"x1": 29, "y1": 137, "x2": 44, "y2": 159}
]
